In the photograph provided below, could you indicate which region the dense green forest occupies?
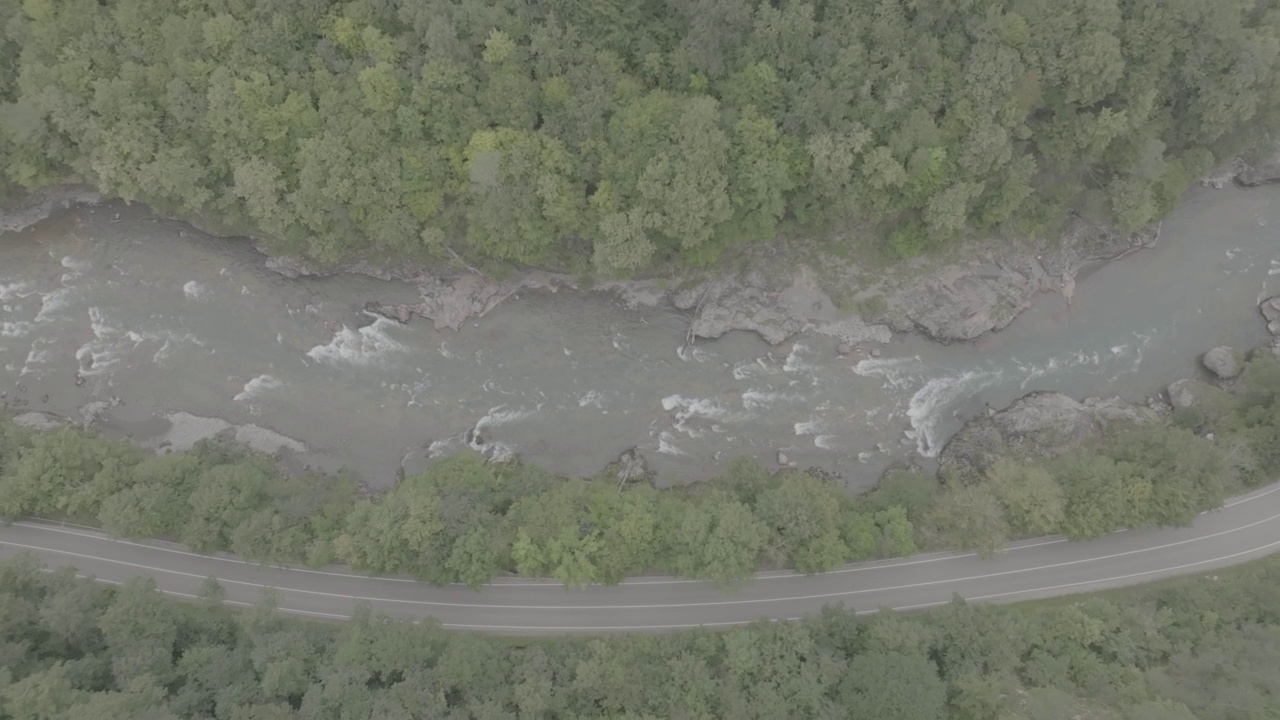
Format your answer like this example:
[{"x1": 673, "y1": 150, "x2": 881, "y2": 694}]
[
  {"x1": 3, "y1": 354, "x2": 1278, "y2": 589},
  {"x1": 2, "y1": 0, "x2": 1278, "y2": 271},
  {"x1": 3, "y1": 550, "x2": 1280, "y2": 719}
]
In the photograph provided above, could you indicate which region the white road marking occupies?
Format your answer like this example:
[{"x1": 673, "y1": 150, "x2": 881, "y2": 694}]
[
  {"x1": 290, "y1": 537, "x2": 1280, "y2": 632},
  {"x1": 39, "y1": 568, "x2": 368, "y2": 621}
]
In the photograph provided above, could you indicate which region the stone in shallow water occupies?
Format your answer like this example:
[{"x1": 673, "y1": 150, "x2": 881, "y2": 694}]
[
  {"x1": 12, "y1": 411, "x2": 64, "y2": 430},
  {"x1": 1167, "y1": 379, "x2": 1215, "y2": 410},
  {"x1": 1202, "y1": 346, "x2": 1242, "y2": 379},
  {"x1": 1260, "y1": 296, "x2": 1280, "y2": 325},
  {"x1": 614, "y1": 447, "x2": 650, "y2": 485}
]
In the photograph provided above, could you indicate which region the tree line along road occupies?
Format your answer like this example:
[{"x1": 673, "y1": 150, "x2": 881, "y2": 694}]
[{"x1": 2, "y1": 483, "x2": 1279, "y2": 634}]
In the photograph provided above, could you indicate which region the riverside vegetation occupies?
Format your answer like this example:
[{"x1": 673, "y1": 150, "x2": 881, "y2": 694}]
[
  {"x1": 2, "y1": 0, "x2": 1280, "y2": 273},
  {"x1": 3, "y1": 548, "x2": 1280, "y2": 718},
  {"x1": 3, "y1": 353, "x2": 1278, "y2": 590}
]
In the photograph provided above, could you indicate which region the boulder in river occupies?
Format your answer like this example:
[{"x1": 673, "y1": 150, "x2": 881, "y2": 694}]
[
  {"x1": 891, "y1": 260, "x2": 1049, "y2": 342},
  {"x1": 939, "y1": 391, "x2": 1158, "y2": 486},
  {"x1": 1167, "y1": 379, "x2": 1217, "y2": 410},
  {"x1": 671, "y1": 272, "x2": 808, "y2": 346},
  {"x1": 1234, "y1": 149, "x2": 1280, "y2": 187},
  {"x1": 613, "y1": 447, "x2": 651, "y2": 486},
  {"x1": 1261, "y1": 296, "x2": 1280, "y2": 321},
  {"x1": 12, "y1": 411, "x2": 66, "y2": 430},
  {"x1": 77, "y1": 397, "x2": 122, "y2": 430},
  {"x1": 1261, "y1": 296, "x2": 1280, "y2": 334},
  {"x1": 671, "y1": 268, "x2": 892, "y2": 347},
  {"x1": 462, "y1": 425, "x2": 518, "y2": 464},
  {"x1": 485, "y1": 444, "x2": 518, "y2": 464},
  {"x1": 1266, "y1": 337, "x2": 1280, "y2": 360},
  {"x1": 364, "y1": 301, "x2": 413, "y2": 323},
  {"x1": 1202, "y1": 346, "x2": 1242, "y2": 379},
  {"x1": 1, "y1": 185, "x2": 102, "y2": 236},
  {"x1": 263, "y1": 254, "x2": 319, "y2": 279}
]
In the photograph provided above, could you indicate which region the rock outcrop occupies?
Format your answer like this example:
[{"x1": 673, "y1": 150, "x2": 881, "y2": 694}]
[
  {"x1": 462, "y1": 425, "x2": 518, "y2": 464},
  {"x1": 671, "y1": 273, "x2": 807, "y2": 346},
  {"x1": 1261, "y1": 296, "x2": 1280, "y2": 336},
  {"x1": 1167, "y1": 379, "x2": 1217, "y2": 410},
  {"x1": 1201, "y1": 159, "x2": 1251, "y2": 189},
  {"x1": 666, "y1": 267, "x2": 894, "y2": 346},
  {"x1": 882, "y1": 222, "x2": 1156, "y2": 343},
  {"x1": 11, "y1": 411, "x2": 66, "y2": 430},
  {"x1": 1202, "y1": 346, "x2": 1242, "y2": 379},
  {"x1": 1234, "y1": 150, "x2": 1280, "y2": 187},
  {"x1": 939, "y1": 392, "x2": 1159, "y2": 485},
  {"x1": 1266, "y1": 337, "x2": 1280, "y2": 360},
  {"x1": 248, "y1": 204, "x2": 1155, "y2": 347},
  {"x1": 411, "y1": 274, "x2": 525, "y2": 331},
  {"x1": 1202, "y1": 143, "x2": 1280, "y2": 188},
  {"x1": 78, "y1": 397, "x2": 122, "y2": 430},
  {"x1": 0, "y1": 185, "x2": 102, "y2": 236},
  {"x1": 889, "y1": 258, "x2": 1051, "y2": 341},
  {"x1": 250, "y1": 211, "x2": 1152, "y2": 348},
  {"x1": 365, "y1": 271, "x2": 572, "y2": 331},
  {"x1": 613, "y1": 447, "x2": 651, "y2": 486}
]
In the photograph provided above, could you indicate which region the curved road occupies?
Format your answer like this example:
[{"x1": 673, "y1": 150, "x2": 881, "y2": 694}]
[{"x1": 3, "y1": 484, "x2": 1279, "y2": 634}]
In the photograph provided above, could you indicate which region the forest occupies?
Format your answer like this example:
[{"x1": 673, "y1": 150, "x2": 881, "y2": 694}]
[
  {"x1": 2, "y1": 353, "x2": 1277, "y2": 589},
  {"x1": 3, "y1": 549, "x2": 1280, "y2": 719},
  {"x1": 2, "y1": 0, "x2": 1279, "y2": 272}
]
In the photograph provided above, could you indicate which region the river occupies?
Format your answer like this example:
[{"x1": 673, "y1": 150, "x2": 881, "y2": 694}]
[{"x1": 1, "y1": 185, "x2": 1276, "y2": 490}]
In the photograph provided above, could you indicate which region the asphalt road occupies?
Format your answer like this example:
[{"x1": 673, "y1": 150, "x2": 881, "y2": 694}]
[{"x1": 3, "y1": 483, "x2": 1279, "y2": 634}]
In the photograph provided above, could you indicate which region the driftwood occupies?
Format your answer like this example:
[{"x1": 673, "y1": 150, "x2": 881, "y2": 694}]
[
  {"x1": 445, "y1": 246, "x2": 487, "y2": 279},
  {"x1": 1110, "y1": 221, "x2": 1161, "y2": 262},
  {"x1": 1061, "y1": 221, "x2": 1161, "y2": 310},
  {"x1": 684, "y1": 288, "x2": 710, "y2": 348}
]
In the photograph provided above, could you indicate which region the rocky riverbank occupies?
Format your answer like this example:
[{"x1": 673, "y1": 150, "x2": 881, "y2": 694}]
[
  {"x1": 0, "y1": 185, "x2": 103, "y2": 235},
  {"x1": 938, "y1": 294, "x2": 1280, "y2": 490},
  {"x1": 262, "y1": 210, "x2": 1157, "y2": 348},
  {"x1": 270, "y1": 142, "x2": 1279, "y2": 347},
  {"x1": 6, "y1": 150, "x2": 1268, "y2": 351},
  {"x1": 340, "y1": 141, "x2": 1280, "y2": 348},
  {"x1": 1201, "y1": 139, "x2": 1280, "y2": 188},
  {"x1": 1259, "y1": 296, "x2": 1280, "y2": 356},
  {"x1": 0, "y1": 184, "x2": 1029, "y2": 349},
  {"x1": 938, "y1": 391, "x2": 1161, "y2": 486}
]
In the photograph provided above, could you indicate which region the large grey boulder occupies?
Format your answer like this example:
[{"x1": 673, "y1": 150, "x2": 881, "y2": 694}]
[
  {"x1": 890, "y1": 259, "x2": 1052, "y2": 342},
  {"x1": 939, "y1": 392, "x2": 1157, "y2": 486},
  {"x1": 0, "y1": 185, "x2": 102, "y2": 236},
  {"x1": 1267, "y1": 337, "x2": 1280, "y2": 360},
  {"x1": 1235, "y1": 150, "x2": 1280, "y2": 187},
  {"x1": 1202, "y1": 346, "x2": 1242, "y2": 379},
  {"x1": 365, "y1": 272, "x2": 569, "y2": 331},
  {"x1": 1262, "y1": 297, "x2": 1280, "y2": 335},
  {"x1": 671, "y1": 272, "x2": 807, "y2": 346},
  {"x1": 1085, "y1": 396, "x2": 1162, "y2": 425},
  {"x1": 613, "y1": 447, "x2": 651, "y2": 485},
  {"x1": 1167, "y1": 379, "x2": 1214, "y2": 409},
  {"x1": 11, "y1": 411, "x2": 66, "y2": 430}
]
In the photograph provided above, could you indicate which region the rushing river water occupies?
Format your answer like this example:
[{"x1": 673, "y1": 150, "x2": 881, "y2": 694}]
[{"x1": 1, "y1": 185, "x2": 1277, "y2": 490}]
